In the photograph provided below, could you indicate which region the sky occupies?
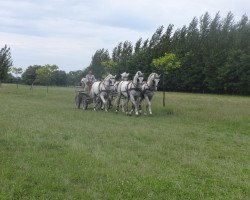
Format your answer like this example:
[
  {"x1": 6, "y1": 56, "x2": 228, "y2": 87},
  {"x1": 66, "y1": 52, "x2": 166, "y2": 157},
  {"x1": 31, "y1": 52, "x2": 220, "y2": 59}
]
[{"x1": 0, "y1": 0, "x2": 249, "y2": 72}]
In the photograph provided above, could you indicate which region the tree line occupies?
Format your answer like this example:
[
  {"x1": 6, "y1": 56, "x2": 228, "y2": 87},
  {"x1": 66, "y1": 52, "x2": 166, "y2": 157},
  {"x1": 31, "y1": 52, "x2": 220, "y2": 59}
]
[
  {"x1": 88, "y1": 12, "x2": 250, "y2": 95},
  {"x1": 1, "y1": 12, "x2": 249, "y2": 95},
  {"x1": 3, "y1": 64, "x2": 87, "y2": 87}
]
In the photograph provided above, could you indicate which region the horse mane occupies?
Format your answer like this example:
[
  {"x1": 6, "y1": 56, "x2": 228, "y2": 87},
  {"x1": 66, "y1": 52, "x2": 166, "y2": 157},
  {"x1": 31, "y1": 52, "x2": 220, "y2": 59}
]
[
  {"x1": 135, "y1": 71, "x2": 143, "y2": 76},
  {"x1": 146, "y1": 73, "x2": 154, "y2": 83},
  {"x1": 103, "y1": 74, "x2": 116, "y2": 83},
  {"x1": 148, "y1": 73, "x2": 154, "y2": 80},
  {"x1": 148, "y1": 72, "x2": 160, "y2": 80},
  {"x1": 103, "y1": 74, "x2": 112, "y2": 81}
]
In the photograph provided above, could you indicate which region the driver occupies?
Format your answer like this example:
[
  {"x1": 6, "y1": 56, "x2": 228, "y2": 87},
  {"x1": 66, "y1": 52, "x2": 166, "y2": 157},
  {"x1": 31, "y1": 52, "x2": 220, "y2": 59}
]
[{"x1": 85, "y1": 70, "x2": 96, "y2": 91}]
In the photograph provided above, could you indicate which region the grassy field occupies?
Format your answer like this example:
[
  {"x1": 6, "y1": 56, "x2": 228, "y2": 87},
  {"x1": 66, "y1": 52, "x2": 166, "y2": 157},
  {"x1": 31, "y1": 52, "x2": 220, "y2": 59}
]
[{"x1": 0, "y1": 84, "x2": 249, "y2": 200}]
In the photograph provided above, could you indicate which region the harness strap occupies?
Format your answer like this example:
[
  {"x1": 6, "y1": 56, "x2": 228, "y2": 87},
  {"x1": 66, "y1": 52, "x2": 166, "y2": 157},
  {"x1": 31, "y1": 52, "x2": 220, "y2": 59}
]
[
  {"x1": 121, "y1": 81, "x2": 142, "y2": 97},
  {"x1": 98, "y1": 81, "x2": 112, "y2": 95}
]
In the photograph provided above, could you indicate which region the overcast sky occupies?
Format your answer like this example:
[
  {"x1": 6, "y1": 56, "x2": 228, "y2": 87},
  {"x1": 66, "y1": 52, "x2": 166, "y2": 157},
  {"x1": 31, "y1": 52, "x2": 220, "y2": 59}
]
[{"x1": 0, "y1": 0, "x2": 249, "y2": 72}]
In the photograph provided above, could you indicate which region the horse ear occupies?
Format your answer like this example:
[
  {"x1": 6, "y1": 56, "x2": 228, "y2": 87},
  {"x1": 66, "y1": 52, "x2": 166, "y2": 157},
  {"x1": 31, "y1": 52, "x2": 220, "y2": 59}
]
[
  {"x1": 159, "y1": 74, "x2": 161, "y2": 78},
  {"x1": 127, "y1": 73, "x2": 129, "y2": 76},
  {"x1": 114, "y1": 75, "x2": 116, "y2": 78}
]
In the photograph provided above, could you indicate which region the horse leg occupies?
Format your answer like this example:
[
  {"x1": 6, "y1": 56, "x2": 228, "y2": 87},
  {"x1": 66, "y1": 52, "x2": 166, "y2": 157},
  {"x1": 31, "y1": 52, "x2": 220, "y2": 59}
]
[
  {"x1": 130, "y1": 95, "x2": 138, "y2": 116},
  {"x1": 108, "y1": 96, "x2": 113, "y2": 109},
  {"x1": 124, "y1": 97, "x2": 130, "y2": 115},
  {"x1": 135, "y1": 97, "x2": 140, "y2": 116},
  {"x1": 115, "y1": 93, "x2": 121, "y2": 112},
  {"x1": 130, "y1": 104, "x2": 135, "y2": 115},
  {"x1": 93, "y1": 94, "x2": 97, "y2": 111},
  {"x1": 100, "y1": 98, "x2": 104, "y2": 110},
  {"x1": 100, "y1": 93, "x2": 108, "y2": 112},
  {"x1": 139, "y1": 96, "x2": 144, "y2": 114},
  {"x1": 148, "y1": 97, "x2": 153, "y2": 115},
  {"x1": 144, "y1": 95, "x2": 152, "y2": 115},
  {"x1": 120, "y1": 98, "x2": 126, "y2": 113}
]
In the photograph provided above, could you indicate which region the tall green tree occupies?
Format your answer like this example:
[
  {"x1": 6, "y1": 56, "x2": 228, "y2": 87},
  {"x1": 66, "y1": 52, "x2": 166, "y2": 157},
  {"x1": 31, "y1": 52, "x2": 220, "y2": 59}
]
[
  {"x1": 51, "y1": 70, "x2": 67, "y2": 86},
  {"x1": 134, "y1": 38, "x2": 142, "y2": 53},
  {"x1": 101, "y1": 60, "x2": 118, "y2": 76},
  {"x1": 36, "y1": 64, "x2": 58, "y2": 93},
  {"x1": 22, "y1": 65, "x2": 42, "y2": 86},
  {"x1": 152, "y1": 53, "x2": 181, "y2": 106},
  {"x1": 87, "y1": 12, "x2": 250, "y2": 95},
  {"x1": 203, "y1": 12, "x2": 223, "y2": 92},
  {"x1": 180, "y1": 17, "x2": 204, "y2": 92},
  {"x1": 11, "y1": 67, "x2": 23, "y2": 88},
  {"x1": 111, "y1": 41, "x2": 133, "y2": 76},
  {"x1": 159, "y1": 24, "x2": 174, "y2": 55},
  {"x1": 235, "y1": 14, "x2": 250, "y2": 54},
  {"x1": 66, "y1": 70, "x2": 85, "y2": 86},
  {"x1": 89, "y1": 49, "x2": 110, "y2": 79},
  {"x1": 0, "y1": 45, "x2": 13, "y2": 86},
  {"x1": 149, "y1": 26, "x2": 164, "y2": 54},
  {"x1": 218, "y1": 50, "x2": 250, "y2": 94}
]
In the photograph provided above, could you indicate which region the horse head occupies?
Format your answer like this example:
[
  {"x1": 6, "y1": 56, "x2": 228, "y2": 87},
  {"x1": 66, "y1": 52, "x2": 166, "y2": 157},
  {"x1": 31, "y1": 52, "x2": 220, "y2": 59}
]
[
  {"x1": 103, "y1": 74, "x2": 116, "y2": 87},
  {"x1": 148, "y1": 73, "x2": 160, "y2": 90},
  {"x1": 120, "y1": 72, "x2": 129, "y2": 81},
  {"x1": 133, "y1": 71, "x2": 144, "y2": 87}
]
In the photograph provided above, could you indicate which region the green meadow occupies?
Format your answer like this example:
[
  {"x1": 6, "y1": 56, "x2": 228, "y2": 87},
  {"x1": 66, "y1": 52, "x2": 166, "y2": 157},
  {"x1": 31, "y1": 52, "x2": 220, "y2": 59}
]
[{"x1": 0, "y1": 84, "x2": 249, "y2": 200}]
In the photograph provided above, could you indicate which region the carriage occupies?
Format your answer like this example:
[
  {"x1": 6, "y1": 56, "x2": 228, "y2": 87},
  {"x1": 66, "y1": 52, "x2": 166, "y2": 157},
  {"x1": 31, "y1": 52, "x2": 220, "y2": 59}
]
[
  {"x1": 74, "y1": 86, "x2": 92, "y2": 110},
  {"x1": 74, "y1": 72, "x2": 160, "y2": 115},
  {"x1": 74, "y1": 74, "x2": 116, "y2": 111}
]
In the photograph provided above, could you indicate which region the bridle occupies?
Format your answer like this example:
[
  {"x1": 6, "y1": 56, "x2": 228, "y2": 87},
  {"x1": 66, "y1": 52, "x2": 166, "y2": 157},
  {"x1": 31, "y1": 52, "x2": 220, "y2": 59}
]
[
  {"x1": 98, "y1": 76, "x2": 115, "y2": 94},
  {"x1": 142, "y1": 74, "x2": 159, "y2": 93},
  {"x1": 122, "y1": 74, "x2": 144, "y2": 95}
]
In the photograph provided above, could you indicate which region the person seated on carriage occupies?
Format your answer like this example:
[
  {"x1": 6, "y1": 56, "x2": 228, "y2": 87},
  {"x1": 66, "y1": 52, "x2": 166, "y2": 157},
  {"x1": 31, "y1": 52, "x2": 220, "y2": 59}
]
[{"x1": 86, "y1": 70, "x2": 96, "y2": 91}]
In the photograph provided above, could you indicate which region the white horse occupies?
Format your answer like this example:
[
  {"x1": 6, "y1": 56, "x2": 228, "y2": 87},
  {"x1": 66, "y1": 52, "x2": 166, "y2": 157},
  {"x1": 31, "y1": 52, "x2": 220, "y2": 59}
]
[
  {"x1": 121, "y1": 72, "x2": 129, "y2": 81},
  {"x1": 90, "y1": 74, "x2": 116, "y2": 112},
  {"x1": 116, "y1": 71, "x2": 144, "y2": 116},
  {"x1": 139, "y1": 73, "x2": 160, "y2": 115},
  {"x1": 112, "y1": 72, "x2": 130, "y2": 111},
  {"x1": 113, "y1": 72, "x2": 130, "y2": 93}
]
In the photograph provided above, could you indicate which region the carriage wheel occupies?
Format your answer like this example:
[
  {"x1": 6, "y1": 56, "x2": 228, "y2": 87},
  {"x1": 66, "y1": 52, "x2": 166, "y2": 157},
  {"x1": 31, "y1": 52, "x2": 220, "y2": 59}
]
[
  {"x1": 75, "y1": 95, "x2": 81, "y2": 109},
  {"x1": 82, "y1": 96, "x2": 88, "y2": 110}
]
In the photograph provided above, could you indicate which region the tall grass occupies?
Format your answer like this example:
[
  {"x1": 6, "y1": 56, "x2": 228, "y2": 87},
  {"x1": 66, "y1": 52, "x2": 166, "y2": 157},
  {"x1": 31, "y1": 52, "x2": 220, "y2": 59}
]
[{"x1": 0, "y1": 84, "x2": 249, "y2": 199}]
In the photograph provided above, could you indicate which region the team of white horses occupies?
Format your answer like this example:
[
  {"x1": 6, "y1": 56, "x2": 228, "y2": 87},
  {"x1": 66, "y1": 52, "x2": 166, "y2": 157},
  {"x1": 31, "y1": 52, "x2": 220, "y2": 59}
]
[{"x1": 80, "y1": 71, "x2": 160, "y2": 116}]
